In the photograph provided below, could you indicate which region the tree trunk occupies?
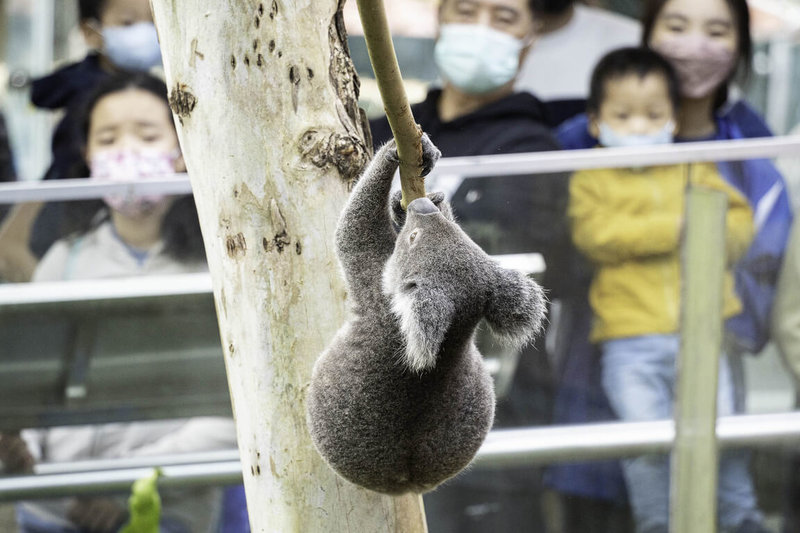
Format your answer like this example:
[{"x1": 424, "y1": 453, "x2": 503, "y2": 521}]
[{"x1": 150, "y1": 1, "x2": 427, "y2": 531}]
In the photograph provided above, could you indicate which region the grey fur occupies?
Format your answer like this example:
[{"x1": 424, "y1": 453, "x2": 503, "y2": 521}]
[{"x1": 306, "y1": 135, "x2": 546, "y2": 495}]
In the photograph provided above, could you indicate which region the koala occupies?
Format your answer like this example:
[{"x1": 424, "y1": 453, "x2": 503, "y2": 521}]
[{"x1": 306, "y1": 135, "x2": 546, "y2": 495}]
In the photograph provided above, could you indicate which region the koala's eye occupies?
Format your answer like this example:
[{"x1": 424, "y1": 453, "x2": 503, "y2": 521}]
[{"x1": 409, "y1": 230, "x2": 419, "y2": 244}]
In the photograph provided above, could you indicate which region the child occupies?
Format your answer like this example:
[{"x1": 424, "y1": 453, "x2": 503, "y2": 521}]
[
  {"x1": 568, "y1": 47, "x2": 766, "y2": 533},
  {"x1": 32, "y1": 0, "x2": 161, "y2": 185},
  {"x1": 0, "y1": 0, "x2": 164, "y2": 284},
  {"x1": 4, "y1": 72, "x2": 236, "y2": 533},
  {"x1": 33, "y1": 72, "x2": 204, "y2": 279}
]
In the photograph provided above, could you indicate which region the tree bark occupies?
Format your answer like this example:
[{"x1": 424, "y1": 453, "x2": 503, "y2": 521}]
[{"x1": 150, "y1": 1, "x2": 427, "y2": 531}]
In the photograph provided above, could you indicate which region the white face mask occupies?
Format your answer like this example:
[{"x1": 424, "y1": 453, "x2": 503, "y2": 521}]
[
  {"x1": 434, "y1": 23, "x2": 525, "y2": 95},
  {"x1": 598, "y1": 120, "x2": 676, "y2": 148},
  {"x1": 89, "y1": 148, "x2": 178, "y2": 217},
  {"x1": 102, "y1": 22, "x2": 163, "y2": 71}
]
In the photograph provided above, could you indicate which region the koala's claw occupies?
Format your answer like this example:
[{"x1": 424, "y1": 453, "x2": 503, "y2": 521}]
[
  {"x1": 420, "y1": 133, "x2": 441, "y2": 177},
  {"x1": 383, "y1": 140, "x2": 399, "y2": 164},
  {"x1": 382, "y1": 133, "x2": 439, "y2": 176}
]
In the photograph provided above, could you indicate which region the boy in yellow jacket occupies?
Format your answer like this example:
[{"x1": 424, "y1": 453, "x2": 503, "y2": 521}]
[{"x1": 568, "y1": 48, "x2": 765, "y2": 533}]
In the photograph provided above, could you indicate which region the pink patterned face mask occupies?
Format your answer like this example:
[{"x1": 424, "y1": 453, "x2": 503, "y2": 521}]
[
  {"x1": 89, "y1": 149, "x2": 178, "y2": 217},
  {"x1": 652, "y1": 34, "x2": 737, "y2": 99}
]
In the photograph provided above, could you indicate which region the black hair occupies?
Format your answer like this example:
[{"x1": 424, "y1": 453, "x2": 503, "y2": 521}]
[
  {"x1": 79, "y1": 0, "x2": 108, "y2": 22},
  {"x1": 641, "y1": 0, "x2": 752, "y2": 109},
  {"x1": 529, "y1": 0, "x2": 573, "y2": 15},
  {"x1": 63, "y1": 72, "x2": 206, "y2": 263},
  {"x1": 587, "y1": 46, "x2": 680, "y2": 115}
]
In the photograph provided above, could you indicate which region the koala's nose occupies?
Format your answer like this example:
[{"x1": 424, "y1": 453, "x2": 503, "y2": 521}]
[{"x1": 407, "y1": 197, "x2": 438, "y2": 216}]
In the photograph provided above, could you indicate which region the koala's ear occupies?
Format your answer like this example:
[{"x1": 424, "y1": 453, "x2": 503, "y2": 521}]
[
  {"x1": 484, "y1": 268, "x2": 547, "y2": 350},
  {"x1": 391, "y1": 286, "x2": 455, "y2": 373}
]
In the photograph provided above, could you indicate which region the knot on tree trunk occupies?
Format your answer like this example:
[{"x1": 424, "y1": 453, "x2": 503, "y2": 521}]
[{"x1": 299, "y1": 129, "x2": 369, "y2": 182}]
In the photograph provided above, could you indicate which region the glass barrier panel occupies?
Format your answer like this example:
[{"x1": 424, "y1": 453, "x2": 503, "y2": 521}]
[
  {"x1": 5, "y1": 0, "x2": 800, "y2": 530},
  {"x1": 0, "y1": 119, "x2": 799, "y2": 533}
]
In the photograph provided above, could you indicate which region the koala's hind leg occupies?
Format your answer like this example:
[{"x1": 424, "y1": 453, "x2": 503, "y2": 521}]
[{"x1": 407, "y1": 358, "x2": 495, "y2": 490}]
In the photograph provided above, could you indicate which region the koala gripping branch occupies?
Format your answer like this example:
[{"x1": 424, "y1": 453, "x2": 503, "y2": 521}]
[{"x1": 356, "y1": 0, "x2": 425, "y2": 209}]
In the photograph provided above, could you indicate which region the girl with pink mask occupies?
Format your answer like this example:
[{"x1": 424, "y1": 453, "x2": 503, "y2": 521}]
[
  {"x1": 549, "y1": 1, "x2": 792, "y2": 533},
  {"x1": 0, "y1": 0, "x2": 165, "y2": 285},
  {"x1": 1, "y1": 73, "x2": 236, "y2": 533},
  {"x1": 33, "y1": 73, "x2": 206, "y2": 280}
]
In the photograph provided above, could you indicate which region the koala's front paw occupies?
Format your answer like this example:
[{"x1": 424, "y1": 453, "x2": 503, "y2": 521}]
[
  {"x1": 382, "y1": 139, "x2": 399, "y2": 164},
  {"x1": 420, "y1": 133, "x2": 441, "y2": 177},
  {"x1": 390, "y1": 191, "x2": 406, "y2": 227}
]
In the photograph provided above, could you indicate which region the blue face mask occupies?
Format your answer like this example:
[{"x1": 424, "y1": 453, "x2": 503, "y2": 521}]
[
  {"x1": 102, "y1": 22, "x2": 162, "y2": 71},
  {"x1": 434, "y1": 23, "x2": 525, "y2": 95},
  {"x1": 598, "y1": 121, "x2": 676, "y2": 148}
]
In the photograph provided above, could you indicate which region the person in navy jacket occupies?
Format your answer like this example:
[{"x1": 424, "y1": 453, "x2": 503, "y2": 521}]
[{"x1": 546, "y1": 2, "x2": 791, "y2": 532}]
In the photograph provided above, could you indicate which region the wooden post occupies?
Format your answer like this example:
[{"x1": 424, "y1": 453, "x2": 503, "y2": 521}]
[
  {"x1": 150, "y1": 1, "x2": 427, "y2": 531},
  {"x1": 671, "y1": 183, "x2": 728, "y2": 533}
]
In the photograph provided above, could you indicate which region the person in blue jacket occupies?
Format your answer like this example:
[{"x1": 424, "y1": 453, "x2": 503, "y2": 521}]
[
  {"x1": 546, "y1": 1, "x2": 792, "y2": 532},
  {"x1": 33, "y1": 0, "x2": 162, "y2": 188}
]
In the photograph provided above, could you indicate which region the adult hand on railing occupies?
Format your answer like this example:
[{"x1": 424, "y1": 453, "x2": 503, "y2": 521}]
[
  {"x1": 0, "y1": 431, "x2": 34, "y2": 473},
  {"x1": 67, "y1": 497, "x2": 129, "y2": 533}
]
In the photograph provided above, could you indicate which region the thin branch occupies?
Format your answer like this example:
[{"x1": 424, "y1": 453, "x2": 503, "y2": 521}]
[{"x1": 356, "y1": 0, "x2": 425, "y2": 208}]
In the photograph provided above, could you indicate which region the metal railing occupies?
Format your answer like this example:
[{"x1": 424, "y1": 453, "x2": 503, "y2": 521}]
[
  {"x1": 1, "y1": 412, "x2": 799, "y2": 501},
  {"x1": 1, "y1": 136, "x2": 799, "y2": 204}
]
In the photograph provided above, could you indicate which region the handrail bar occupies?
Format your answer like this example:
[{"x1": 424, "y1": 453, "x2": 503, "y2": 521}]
[
  {"x1": 0, "y1": 174, "x2": 191, "y2": 204},
  {"x1": 1, "y1": 136, "x2": 799, "y2": 204},
  {"x1": 34, "y1": 450, "x2": 242, "y2": 476},
  {"x1": 474, "y1": 411, "x2": 800, "y2": 468},
  {"x1": 2, "y1": 412, "x2": 799, "y2": 501},
  {"x1": 0, "y1": 273, "x2": 213, "y2": 307},
  {"x1": 436, "y1": 135, "x2": 800, "y2": 176},
  {"x1": 0, "y1": 252, "x2": 543, "y2": 307},
  {"x1": 0, "y1": 461, "x2": 243, "y2": 501}
]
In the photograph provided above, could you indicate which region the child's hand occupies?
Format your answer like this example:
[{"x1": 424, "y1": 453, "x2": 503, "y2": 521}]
[
  {"x1": 67, "y1": 497, "x2": 129, "y2": 533},
  {"x1": 0, "y1": 432, "x2": 34, "y2": 473},
  {"x1": 0, "y1": 240, "x2": 37, "y2": 282}
]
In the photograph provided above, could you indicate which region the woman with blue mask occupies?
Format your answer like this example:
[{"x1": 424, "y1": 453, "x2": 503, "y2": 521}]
[
  {"x1": 0, "y1": 0, "x2": 163, "y2": 285},
  {"x1": 84, "y1": 16, "x2": 162, "y2": 72}
]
